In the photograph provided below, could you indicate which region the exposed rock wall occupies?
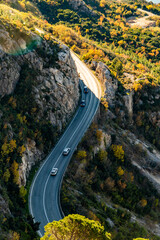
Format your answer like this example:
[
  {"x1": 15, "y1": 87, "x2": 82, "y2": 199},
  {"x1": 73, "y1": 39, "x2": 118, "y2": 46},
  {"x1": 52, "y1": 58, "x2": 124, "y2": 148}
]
[
  {"x1": 19, "y1": 140, "x2": 42, "y2": 186},
  {"x1": 93, "y1": 130, "x2": 112, "y2": 155},
  {"x1": 0, "y1": 52, "x2": 21, "y2": 96},
  {"x1": 0, "y1": 188, "x2": 11, "y2": 238},
  {"x1": 67, "y1": 0, "x2": 95, "y2": 16},
  {"x1": 123, "y1": 90, "x2": 134, "y2": 120},
  {"x1": 91, "y1": 61, "x2": 136, "y2": 121},
  {"x1": 0, "y1": 29, "x2": 80, "y2": 186},
  {"x1": 0, "y1": 191, "x2": 11, "y2": 218},
  {"x1": 0, "y1": 44, "x2": 79, "y2": 129},
  {"x1": 91, "y1": 61, "x2": 118, "y2": 107}
]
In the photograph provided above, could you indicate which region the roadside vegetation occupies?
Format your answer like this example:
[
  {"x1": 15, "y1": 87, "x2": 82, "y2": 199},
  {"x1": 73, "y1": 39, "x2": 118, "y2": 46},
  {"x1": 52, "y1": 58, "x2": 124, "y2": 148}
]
[
  {"x1": 61, "y1": 116, "x2": 160, "y2": 240},
  {"x1": 0, "y1": 55, "x2": 59, "y2": 239},
  {"x1": 0, "y1": 2, "x2": 60, "y2": 239},
  {"x1": 29, "y1": 0, "x2": 160, "y2": 85},
  {"x1": 0, "y1": 0, "x2": 160, "y2": 239}
]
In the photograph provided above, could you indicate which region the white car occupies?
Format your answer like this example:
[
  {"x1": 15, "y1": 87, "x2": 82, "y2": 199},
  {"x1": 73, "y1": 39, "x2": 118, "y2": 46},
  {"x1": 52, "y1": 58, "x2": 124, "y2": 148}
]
[
  {"x1": 63, "y1": 148, "x2": 71, "y2": 156},
  {"x1": 50, "y1": 168, "x2": 58, "y2": 176}
]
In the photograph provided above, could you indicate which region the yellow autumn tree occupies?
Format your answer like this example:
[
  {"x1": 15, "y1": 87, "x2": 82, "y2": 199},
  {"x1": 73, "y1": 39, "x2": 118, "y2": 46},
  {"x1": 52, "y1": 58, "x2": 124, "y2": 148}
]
[
  {"x1": 10, "y1": 139, "x2": 17, "y2": 152},
  {"x1": 10, "y1": 160, "x2": 19, "y2": 184},
  {"x1": 146, "y1": 4, "x2": 153, "y2": 10},
  {"x1": 1, "y1": 139, "x2": 17, "y2": 156},
  {"x1": 139, "y1": 199, "x2": 147, "y2": 207},
  {"x1": 118, "y1": 40, "x2": 126, "y2": 46},
  {"x1": 44, "y1": 34, "x2": 50, "y2": 40},
  {"x1": 41, "y1": 214, "x2": 111, "y2": 240},
  {"x1": 76, "y1": 150, "x2": 87, "y2": 160},
  {"x1": 75, "y1": 25, "x2": 81, "y2": 36},
  {"x1": 18, "y1": 145, "x2": 26, "y2": 156},
  {"x1": 111, "y1": 145, "x2": 124, "y2": 162},
  {"x1": 100, "y1": 0, "x2": 107, "y2": 7},
  {"x1": 1, "y1": 142, "x2": 10, "y2": 156},
  {"x1": 101, "y1": 98, "x2": 108, "y2": 111},
  {"x1": 19, "y1": 1, "x2": 26, "y2": 10},
  {"x1": 133, "y1": 238, "x2": 149, "y2": 240},
  {"x1": 110, "y1": 29, "x2": 117, "y2": 37},
  {"x1": 117, "y1": 166, "x2": 124, "y2": 176},
  {"x1": 98, "y1": 15, "x2": 104, "y2": 25},
  {"x1": 10, "y1": 231, "x2": 20, "y2": 240}
]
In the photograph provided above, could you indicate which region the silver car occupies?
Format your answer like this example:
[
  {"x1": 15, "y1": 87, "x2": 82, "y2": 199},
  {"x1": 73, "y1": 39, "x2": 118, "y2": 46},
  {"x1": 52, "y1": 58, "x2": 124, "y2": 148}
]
[
  {"x1": 63, "y1": 148, "x2": 71, "y2": 156},
  {"x1": 50, "y1": 168, "x2": 58, "y2": 176}
]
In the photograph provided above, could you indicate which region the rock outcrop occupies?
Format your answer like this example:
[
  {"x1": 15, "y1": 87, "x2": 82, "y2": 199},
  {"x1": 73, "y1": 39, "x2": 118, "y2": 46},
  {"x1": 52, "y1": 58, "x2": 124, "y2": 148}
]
[
  {"x1": 0, "y1": 42, "x2": 79, "y2": 128},
  {"x1": 19, "y1": 139, "x2": 42, "y2": 186},
  {"x1": 0, "y1": 25, "x2": 40, "y2": 96},
  {"x1": 149, "y1": 112, "x2": 160, "y2": 128},
  {"x1": 0, "y1": 190, "x2": 11, "y2": 238},
  {"x1": 91, "y1": 61, "x2": 118, "y2": 107},
  {"x1": 123, "y1": 90, "x2": 134, "y2": 120},
  {"x1": 93, "y1": 129, "x2": 112, "y2": 155},
  {"x1": 0, "y1": 52, "x2": 21, "y2": 96},
  {"x1": 0, "y1": 192, "x2": 11, "y2": 218},
  {"x1": 68, "y1": 0, "x2": 95, "y2": 16},
  {"x1": 0, "y1": 28, "x2": 80, "y2": 186}
]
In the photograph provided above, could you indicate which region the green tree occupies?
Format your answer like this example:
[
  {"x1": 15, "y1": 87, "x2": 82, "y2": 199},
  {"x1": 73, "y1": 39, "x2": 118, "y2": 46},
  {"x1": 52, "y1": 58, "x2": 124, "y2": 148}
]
[
  {"x1": 19, "y1": 186, "x2": 27, "y2": 202},
  {"x1": 41, "y1": 214, "x2": 111, "y2": 240},
  {"x1": 3, "y1": 169, "x2": 11, "y2": 182},
  {"x1": 111, "y1": 57, "x2": 123, "y2": 77},
  {"x1": 97, "y1": 150, "x2": 108, "y2": 162}
]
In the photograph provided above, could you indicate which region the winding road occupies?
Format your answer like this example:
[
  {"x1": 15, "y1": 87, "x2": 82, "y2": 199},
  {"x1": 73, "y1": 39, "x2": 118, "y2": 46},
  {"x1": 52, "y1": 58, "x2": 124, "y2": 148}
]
[{"x1": 29, "y1": 52, "x2": 102, "y2": 237}]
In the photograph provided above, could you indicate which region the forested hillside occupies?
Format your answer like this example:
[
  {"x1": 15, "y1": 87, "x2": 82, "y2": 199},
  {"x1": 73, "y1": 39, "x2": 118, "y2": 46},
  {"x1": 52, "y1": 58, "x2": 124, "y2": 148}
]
[
  {"x1": 0, "y1": 1, "x2": 80, "y2": 239},
  {"x1": 0, "y1": 0, "x2": 160, "y2": 239}
]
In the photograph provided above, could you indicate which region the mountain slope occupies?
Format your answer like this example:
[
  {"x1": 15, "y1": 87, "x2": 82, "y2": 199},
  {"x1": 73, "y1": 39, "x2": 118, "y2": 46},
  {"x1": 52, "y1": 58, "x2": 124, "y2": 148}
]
[
  {"x1": 0, "y1": 0, "x2": 160, "y2": 239},
  {"x1": 0, "y1": 2, "x2": 80, "y2": 239}
]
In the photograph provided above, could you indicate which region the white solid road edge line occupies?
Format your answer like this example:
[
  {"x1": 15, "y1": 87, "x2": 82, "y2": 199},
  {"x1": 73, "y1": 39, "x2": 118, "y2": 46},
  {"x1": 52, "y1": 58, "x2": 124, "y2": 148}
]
[
  {"x1": 29, "y1": 52, "x2": 102, "y2": 236},
  {"x1": 42, "y1": 74, "x2": 93, "y2": 226}
]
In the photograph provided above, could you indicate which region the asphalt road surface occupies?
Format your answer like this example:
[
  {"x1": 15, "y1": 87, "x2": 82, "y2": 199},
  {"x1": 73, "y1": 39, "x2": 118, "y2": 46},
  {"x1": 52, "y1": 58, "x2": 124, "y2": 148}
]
[{"x1": 29, "y1": 52, "x2": 102, "y2": 237}]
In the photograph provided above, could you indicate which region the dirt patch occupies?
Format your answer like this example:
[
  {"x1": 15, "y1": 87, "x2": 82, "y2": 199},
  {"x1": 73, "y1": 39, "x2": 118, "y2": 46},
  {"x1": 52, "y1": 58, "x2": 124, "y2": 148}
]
[{"x1": 127, "y1": 8, "x2": 156, "y2": 28}]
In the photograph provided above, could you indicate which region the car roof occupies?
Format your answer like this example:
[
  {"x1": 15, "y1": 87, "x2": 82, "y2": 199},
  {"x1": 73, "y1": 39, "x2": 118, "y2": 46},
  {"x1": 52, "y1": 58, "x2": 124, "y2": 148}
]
[
  {"x1": 64, "y1": 147, "x2": 70, "y2": 151},
  {"x1": 52, "y1": 168, "x2": 58, "y2": 171}
]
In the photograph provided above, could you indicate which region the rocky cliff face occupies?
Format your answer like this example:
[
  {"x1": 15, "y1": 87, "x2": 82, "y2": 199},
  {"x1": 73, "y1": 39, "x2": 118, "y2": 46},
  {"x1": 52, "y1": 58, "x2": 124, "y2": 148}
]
[
  {"x1": 91, "y1": 60, "x2": 118, "y2": 107},
  {"x1": 19, "y1": 139, "x2": 42, "y2": 186},
  {"x1": 0, "y1": 184, "x2": 12, "y2": 239},
  {"x1": 0, "y1": 28, "x2": 80, "y2": 186},
  {"x1": 68, "y1": 0, "x2": 95, "y2": 16},
  {"x1": 123, "y1": 91, "x2": 134, "y2": 120}
]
